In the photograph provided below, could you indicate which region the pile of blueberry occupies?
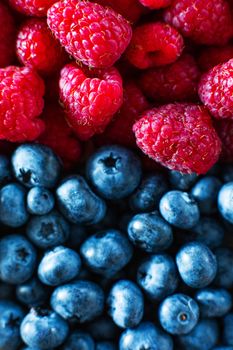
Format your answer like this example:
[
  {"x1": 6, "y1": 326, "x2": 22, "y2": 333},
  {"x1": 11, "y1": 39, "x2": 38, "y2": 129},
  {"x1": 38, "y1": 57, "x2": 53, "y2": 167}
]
[{"x1": 1, "y1": 143, "x2": 233, "y2": 350}]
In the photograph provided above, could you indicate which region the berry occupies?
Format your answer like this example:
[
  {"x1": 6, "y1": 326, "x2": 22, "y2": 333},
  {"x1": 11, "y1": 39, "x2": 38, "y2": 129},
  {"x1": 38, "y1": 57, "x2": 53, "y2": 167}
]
[
  {"x1": 190, "y1": 217, "x2": 224, "y2": 249},
  {"x1": 0, "y1": 66, "x2": 45, "y2": 142},
  {"x1": 133, "y1": 103, "x2": 222, "y2": 174},
  {"x1": 164, "y1": 0, "x2": 233, "y2": 45},
  {"x1": 87, "y1": 317, "x2": 118, "y2": 341},
  {"x1": 214, "y1": 248, "x2": 233, "y2": 289},
  {"x1": 93, "y1": 0, "x2": 144, "y2": 22},
  {"x1": 63, "y1": 331, "x2": 95, "y2": 350},
  {"x1": 16, "y1": 19, "x2": 67, "y2": 76},
  {"x1": 9, "y1": 0, "x2": 57, "y2": 16},
  {"x1": 59, "y1": 63, "x2": 123, "y2": 140},
  {"x1": 224, "y1": 314, "x2": 233, "y2": 346},
  {"x1": 0, "y1": 155, "x2": 12, "y2": 185},
  {"x1": 139, "y1": 0, "x2": 171, "y2": 9},
  {"x1": 195, "y1": 288, "x2": 232, "y2": 318},
  {"x1": 27, "y1": 187, "x2": 55, "y2": 215},
  {"x1": 126, "y1": 22, "x2": 184, "y2": 69},
  {"x1": 16, "y1": 278, "x2": 48, "y2": 307},
  {"x1": 96, "y1": 342, "x2": 117, "y2": 350},
  {"x1": 47, "y1": 0, "x2": 132, "y2": 68},
  {"x1": 140, "y1": 54, "x2": 200, "y2": 103},
  {"x1": 215, "y1": 119, "x2": 233, "y2": 162},
  {"x1": 0, "y1": 3, "x2": 15, "y2": 68},
  {"x1": 198, "y1": 45, "x2": 233, "y2": 72},
  {"x1": 218, "y1": 182, "x2": 233, "y2": 224},
  {"x1": 168, "y1": 170, "x2": 198, "y2": 190}
]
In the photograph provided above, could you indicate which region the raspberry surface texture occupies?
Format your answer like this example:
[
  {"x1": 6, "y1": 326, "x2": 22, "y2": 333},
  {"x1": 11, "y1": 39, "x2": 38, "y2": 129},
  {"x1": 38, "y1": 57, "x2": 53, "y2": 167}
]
[
  {"x1": 0, "y1": 66, "x2": 45, "y2": 142},
  {"x1": 198, "y1": 59, "x2": 233, "y2": 120},
  {"x1": 0, "y1": 3, "x2": 15, "y2": 68},
  {"x1": 133, "y1": 103, "x2": 222, "y2": 174},
  {"x1": 59, "y1": 63, "x2": 123, "y2": 140},
  {"x1": 139, "y1": 0, "x2": 171, "y2": 9},
  {"x1": 47, "y1": 0, "x2": 132, "y2": 68},
  {"x1": 164, "y1": 0, "x2": 233, "y2": 45},
  {"x1": 215, "y1": 119, "x2": 233, "y2": 163},
  {"x1": 198, "y1": 45, "x2": 233, "y2": 71},
  {"x1": 9, "y1": 0, "x2": 57, "y2": 16},
  {"x1": 126, "y1": 22, "x2": 184, "y2": 69}
]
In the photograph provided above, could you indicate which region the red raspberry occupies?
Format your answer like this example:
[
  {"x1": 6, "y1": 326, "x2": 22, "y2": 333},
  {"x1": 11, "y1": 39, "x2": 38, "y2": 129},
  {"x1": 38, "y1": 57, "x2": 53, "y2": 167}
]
[
  {"x1": 140, "y1": 54, "x2": 200, "y2": 103},
  {"x1": 198, "y1": 45, "x2": 233, "y2": 71},
  {"x1": 133, "y1": 103, "x2": 221, "y2": 174},
  {"x1": 0, "y1": 66, "x2": 45, "y2": 142},
  {"x1": 16, "y1": 19, "x2": 67, "y2": 76},
  {"x1": 47, "y1": 0, "x2": 132, "y2": 68},
  {"x1": 95, "y1": 81, "x2": 149, "y2": 147},
  {"x1": 215, "y1": 119, "x2": 233, "y2": 162},
  {"x1": 9, "y1": 0, "x2": 57, "y2": 16},
  {"x1": 164, "y1": 0, "x2": 233, "y2": 45},
  {"x1": 38, "y1": 104, "x2": 81, "y2": 169},
  {"x1": 59, "y1": 63, "x2": 123, "y2": 140},
  {"x1": 139, "y1": 0, "x2": 171, "y2": 9},
  {"x1": 0, "y1": 3, "x2": 15, "y2": 68},
  {"x1": 198, "y1": 59, "x2": 233, "y2": 120},
  {"x1": 126, "y1": 22, "x2": 184, "y2": 69}
]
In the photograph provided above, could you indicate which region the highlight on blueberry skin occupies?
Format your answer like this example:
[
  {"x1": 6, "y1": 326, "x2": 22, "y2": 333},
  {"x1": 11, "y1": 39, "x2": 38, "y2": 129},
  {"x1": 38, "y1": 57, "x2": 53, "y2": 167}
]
[{"x1": 27, "y1": 186, "x2": 55, "y2": 215}]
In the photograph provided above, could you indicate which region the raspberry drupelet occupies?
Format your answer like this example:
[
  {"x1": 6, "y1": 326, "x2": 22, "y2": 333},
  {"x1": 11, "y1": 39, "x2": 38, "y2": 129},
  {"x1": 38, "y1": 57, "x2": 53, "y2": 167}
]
[
  {"x1": 0, "y1": 66, "x2": 45, "y2": 142},
  {"x1": 59, "y1": 63, "x2": 123, "y2": 140},
  {"x1": 0, "y1": 3, "x2": 16, "y2": 68},
  {"x1": 126, "y1": 22, "x2": 184, "y2": 69},
  {"x1": 198, "y1": 45, "x2": 233, "y2": 72},
  {"x1": 215, "y1": 119, "x2": 233, "y2": 163},
  {"x1": 133, "y1": 103, "x2": 222, "y2": 174},
  {"x1": 9, "y1": 0, "x2": 57, "y2": 16},
  {"x1": 139, "y1": 0, "x2": 171, "y2": 9},
  {"x1": 47, "y1": 0, "x2": 132, "y2": 69}
]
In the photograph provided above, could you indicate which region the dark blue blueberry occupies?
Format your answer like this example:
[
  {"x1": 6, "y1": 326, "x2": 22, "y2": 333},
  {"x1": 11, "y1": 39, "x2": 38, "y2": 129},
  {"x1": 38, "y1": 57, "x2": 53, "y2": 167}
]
[
  {"x1": 127, "y1": 212, "x2": 173, "y2": 253},
  {"x1": 212, "y1": 347, "x2": 233, "y2": 350},
  {"x1": 159, "y1": 191, "x2": 200, "y2": 229},
  {"x1": 224, "y1": 313, "x2": 233, "y2": 346},
  {"x1": 96, "y1": 341, "x2": 117, "y2": 350},
  {"x1": 129, "y1": 173, "x2": 168, "y2": 212},
  {"x1": 20, "y1": 308, "x2": 69, "y2": 349},
  {"x1": 86, "y1": 145, "x2": 142, "y2": 200},
  {"x1": 56, "y1": 175, "x2": 106, "y2": 224},
  {"x1": 214, "y1": 248, "x2": 233, "y2": 289},
  {"x1": 27, "y1": 187, "x2": 55, "y2": 215},
  {"x1": 159, "y1": 293, "x2": 199, "y2": 335},
  {"x1": 218, "y1": 182, "x2": 233, "y2": 224},
  {"x1": 169, "y1": 170, "x2": 198, "y2": 190},
  {"x1": 221, "y1": 164, "x2": 233, "y2": 182},
  {"x1": 0, "y1": 155, "x2": 12, "y2": 185},
  {"x1": 195, "y1": 288, "x2": 232, "y2": 318},
  {"x1": 26, "y1": 210, "x2": 70, "y2": 249},
  {"x1": 80, "y1": 229, "x2": 133, "y2": 277},
  {"x1": 107, "y1": 280, "x2": 144, "y2": 328},
  {"x1": 119, "y1": 322, "x2": 173, "y2": 350},
  {"x1": 12, "y1": 143, "x2": 61, "y2": 188},
  {"x1": 62, "y1": 331, "x2": 95, "y2": 350},
  {"x1": 178, "y1": 319, "x2": 219, "y2": 350},
  {"x1": 16, "y1": 277, "x2": 48, "y2": 307},
  {"x1": 38, "y1": 246, "x2": 81, "y2": 286},
  {"x1": 137, "y1": 254, "x2": 179, "y2": 301},
  {"x1": 50, "y1": 280, "x2": 104, "y2": 322},
  {"x1": 87, "y1": 316, "x2": 119, "y2": 341},
  {"x1": 0, "y1": 300, "x2": 24, "y2": 350},
  {"x1": 190, "y1": 217, "x2": 224, "y2": 249},
  {"x1": 191, "y1": 176, "x2": 222, "y2": 214},
  {"x1": 0, "y1": 234, "x2": 37, "y2": 284},
  {"x1": 176, "y1": 242, "x2": 217, "y2": 288},
  {"x1": 66, "y1": 224, "x2": 87, "y2": 249},
  {"x1": 0, "y1": 183, "x2": 29, "y2": 227}
]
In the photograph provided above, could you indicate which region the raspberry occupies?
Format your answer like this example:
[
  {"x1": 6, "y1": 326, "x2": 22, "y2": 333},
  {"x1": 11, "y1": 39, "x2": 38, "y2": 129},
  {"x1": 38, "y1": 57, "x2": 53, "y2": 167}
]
[
  {"x1": 198, "y1": 59, "x2": 233, "y2": 120},
  {"x1": 0, "y1": 3, "x2": 15, "y2": 68},
  {"x1": 133, "y1": 103, "x2": 221, "y2": 174},
  {"x1": 139, "y1": 0, "x2": 171, "y2": 9},
  {"x1": 47, "y1": 0, "x2": 132, "y2": 68},
  {"x1": 215, "y1": 119, "x2": 233, "y2": 163},
  {"x1": 16, "y1": 19, "x2": 67, "y2": 76},
  {"x1": 59, "y1": 63, "x2": 123, "y2": 140},
  {"x1": 38, "y1": 104, "x2": 81, "y2": 169},
  {"x1": 0, "y1": 66, "x2": 45, "y2": 142},
  {"x1": 126, "y1": 22, "x2": 184, "y2": 69},
  {"x1": 198, "y1": 45, "x2": 233, "y2": 71},
  {"x1": 164, "y1": 0, "x2": 233, "y2": 45},
  {"x1": 9, "y1": 0, "x2": 57, "y2": 16},
  {"x1": 140, "y1": 54, "x2": 200, "y2": 103}
]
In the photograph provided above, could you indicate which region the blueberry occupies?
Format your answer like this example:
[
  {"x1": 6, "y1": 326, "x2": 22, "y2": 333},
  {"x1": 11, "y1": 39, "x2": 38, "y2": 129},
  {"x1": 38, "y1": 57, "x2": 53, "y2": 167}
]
[
  {"x1": 50, "y1": 280, "x2": 104, "y2": 322},
  {"x1": 62, "y1": 330, "x2": 95, "y2": 350},
  {"x1": 127, "y1": 212, "x2": 173, "y2": 253},
  {"x1": 224, "y1": 313, "x2": 233, "y2": 346},
  {"x1": 27, "y1": 187, "x2": 54, "y2": 215},
  {"x1": 0, "y1": 234, "x2": 37, "y2": 284},
  {"x1": 159, "y1": 293, "x2": 199, "y2": 335},
  {"x1": 12, "y1": 143, "x2": 61, "y2": 188},
  {"x1": 129, "y1": 173, "x2": 168, "y2": 212},
  {"x1": 190, "y1": 217, "x2": 224, "y2": 249},
  {"x1": 0, "y1": 155, "x2": 12, "y2": 185},
  {"x1": 176, "y1": 242, "x2": 217, "y2": 288},
  {"x1": 20, "y1": 308, "x2": 69, "y2": 349},
  {"x1": 214, "y1": 248, "x2": 233, "y2": 289},
  {"x1": 218, "y1": 182, "x2": 233, "y2": 224},
  {"x1": 80, "y1": 229, "x2": 133, "y2": 277},
  {"x1": 87, "y1": 317, "x2": 119, "y2": 341},
  {"x1": 86, "y1": 145, "x2": 142, "y2": 200},
  {"x1": 26, "y1": 210, "x2": 70, "y2": 249},
  {"x1": 56, "y1": 175, "x2": 106, "y2": 224},
  {"x1": 191, "y1": 176, "x2": 222, "y2": 214},
  {"x1": 0, "y1": 300, "x2": 24, "y2": 350},
  {"x1": 159, "y1": 190, "x2": 200, "y2": 229},
  {"x1": 0, "y1": 183, "x2": 29, "y2": 227},
  {"x1": 119, "y1": 322, "x2": 173, "y2": 350},
  {"x1": 107, "y1": 280, "x2": 144, "y2": 328},
  {"x1": 16, "y1": 277, "x2": 48, "y2": 307},
  {"x1": 195, "y1": 288, "x2": 232, "y2": 318},
  {"x1": 137, "y1": 254, "x2": 179, "y2": 301},
  {"x1": 38, "y1": 246, "x2": 81, "y2": 286},
  {"x1": 212, "y1": 347, "x2": 233, "y2": 350},
  {"x1": 178, "y1": 319, "x2": 219, "y2": 350},
  {"x1": 169, "y1": 170, "x2": 198, "y2": 190},
  {"x1": 96, "y1": 341, "x2": 117, "y2": 350}
]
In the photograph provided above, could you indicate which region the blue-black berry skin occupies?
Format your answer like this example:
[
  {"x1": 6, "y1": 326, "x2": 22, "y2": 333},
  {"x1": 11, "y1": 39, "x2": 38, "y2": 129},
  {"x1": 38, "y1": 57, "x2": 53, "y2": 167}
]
[
  {"x1": 62, "y1": 330, "x2": 95, "y2": 350},
  {"x1": 224, "y1": 314, "x2": 233, "y2": 346},
  {"x1": 0, "y1": 155, "x2": 12, "y2": 185},
  {"x1": 16, "y1": 277, "x2": 48, "y2": 307},
  {"x1": 27, "y1": 186, "x2": 55, "y2": 215},
  {"x1": 169, "y1": 170, "x2": 198, "y2": 190},
  {"x1": 190, "y1": 217, "x2": 224, "y2": 249},
  {"x1": 214, "y1": 248, "x2": 233, "y2": 289},
  {"x1": 195, "y1": 288, "x2": 232, "y2": 318},
  {"x1": 96, "y1": 341, "x2": 117, "y2": 350},
  {"x1": 87, "y1": 316, "x2": 119, "y2": 341},
  {"x1": 212, "y1": 347, "x2": 233, "y2": 350},
  {"x1": 218, "y1": 182, "x2": 233, "y2": 224}
]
